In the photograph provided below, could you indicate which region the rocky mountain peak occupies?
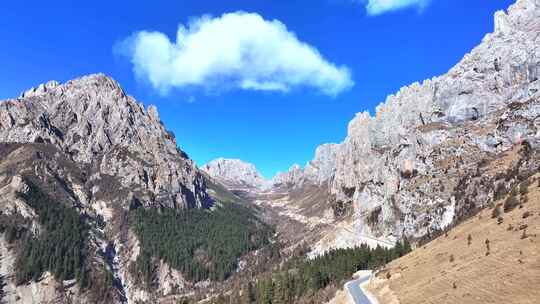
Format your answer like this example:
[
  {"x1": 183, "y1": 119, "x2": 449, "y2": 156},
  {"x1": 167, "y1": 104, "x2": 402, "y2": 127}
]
[
  {"x1": 2, "y1": 73, "x2": 179, "y2": 161},
  {"x1": 272, "y1": 164, "x2": 303, "y2": 188},
  {"x1": 303, "y1": 143, "x2": 340, "y2": 184},
  {"x1": 202, "y1": 158, "x2": 270, "y2": 190},
  {"x1": 271, "y1": 143, "x2": 339, "y2": 188},
  {"x1": 0, "y1": 73, "x2": 211, "y2": 209}
]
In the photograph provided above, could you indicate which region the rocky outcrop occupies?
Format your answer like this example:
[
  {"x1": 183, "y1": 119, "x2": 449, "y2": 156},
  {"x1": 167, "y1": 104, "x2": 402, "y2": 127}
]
[
  {"x1": 202, "y1": 158, "x2": 270, "y2": 190},
  {"x1": 272, "y1": 143, "x2": 339, "y2": 188},
  {"x1": 328, "y1": 0, "x2": 540, "y2": 242},
  {"x1": 272, "y1": 164, "x2": 304, "y2": 188},
  {"x1": 0, "y1": 73, "x2": 211, "y2": 210},
  {"x1": 304, "y1": 143, "x2": 340, "y2": 185}
]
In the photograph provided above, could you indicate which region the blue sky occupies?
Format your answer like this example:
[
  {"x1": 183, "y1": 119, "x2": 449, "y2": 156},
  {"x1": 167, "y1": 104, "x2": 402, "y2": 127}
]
[{"x1": 0, "y1": 0, "x2": 514, "y2": 178}]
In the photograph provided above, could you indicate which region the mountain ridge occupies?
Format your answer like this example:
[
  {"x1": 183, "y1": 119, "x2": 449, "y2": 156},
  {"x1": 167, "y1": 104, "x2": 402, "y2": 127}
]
[
  {"x1": 209, "y1": 0, "x2": 540, "y2": 256},
  {"x1": 202, "y1": 158, "x2": 270, "y2": 190},
  {"x1": 1, "y1": 73, "x2": 212, "y2": 210},
  {"x1": 0, "y1": 73, "x2": 263, "y2": 303},
  {"x1": 0, "y1": 1, "x2": 538, "y2": 303}
]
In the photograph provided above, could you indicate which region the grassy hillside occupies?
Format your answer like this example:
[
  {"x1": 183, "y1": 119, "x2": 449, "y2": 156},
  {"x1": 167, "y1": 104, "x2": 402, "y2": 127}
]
[{"x1": 367, "y1": 174, "x2": 540, "y2": 304}]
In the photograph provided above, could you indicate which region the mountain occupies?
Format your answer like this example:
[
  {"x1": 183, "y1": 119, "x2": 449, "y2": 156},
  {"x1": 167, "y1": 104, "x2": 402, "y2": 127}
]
[
  {"x1": 272, "y1": 143, "x2": 339, "y2": 189},
  {"x1": 1, "y1": 0, "x2": 538, "y2": 303},
  {"x1": 293, "y1": 0, "x2": 540, "y2": 253},
  {"x1": 0, "y1": 74, "x2": 274, "y2": 304},
  {"x1": 1, "y1": 74, "x2": 211, "y2": 210},
  {"x1": 206, "y1": 0, "x2": 540, "y2": 259},
  {"x1": 202, "y1": 158, "x2": 270, "y2": 190},
  {"x1": 366, "y1": 171, "x2": 540, "y2": 303}
]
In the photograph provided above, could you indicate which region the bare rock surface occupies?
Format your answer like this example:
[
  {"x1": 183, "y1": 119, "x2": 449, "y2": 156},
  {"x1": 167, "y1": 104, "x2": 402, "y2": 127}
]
[
  {"x1": 272, "y1": 143, "x2": 340, "y2": 188},
  {"x1": 202, "y1": 158, "x2": 270, "y2": 190},
  {"x1": 327, "y1": 0, "x2": 540, "y2": 244},
  {"x1": 0, "y1": 73, "x2": 211, "y2": 210}
]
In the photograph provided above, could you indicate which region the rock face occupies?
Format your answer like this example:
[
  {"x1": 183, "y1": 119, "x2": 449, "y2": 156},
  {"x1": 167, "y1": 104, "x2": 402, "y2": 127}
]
[
  {"x1": 257, "y1": 0, "x2": 540, "y2": 253},
  {"x1": 272, "y1": 164, "x2": 304, "y2": 188},
  {"x1": 327, "y1": 0, "x2": 540, "y2": 242},
  {"x1": 202, "y1": 158, "x2": 270, "y2": 190},
  {"x1": 272, "y1": 143, "x2": 339, "y2": 188},
  {"x1": 304, "y1": 143, "x2": 340, "y2": 185},
  {"x1": 0, "y1": 74, "x2": 215, "y2": 303},
  {"x1": 0, "y1": 73, "x2": 211, "y2": 210}
]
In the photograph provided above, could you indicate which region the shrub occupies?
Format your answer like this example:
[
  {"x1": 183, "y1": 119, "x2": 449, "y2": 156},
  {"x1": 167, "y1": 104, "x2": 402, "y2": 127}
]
[
  {"x1": 491, "y1": 205, "x2": 502, "y2": 219},
  {"x1": 521, "y1": 193, "x2": 529, "y2": 204},
  {"x1": 519, "y1": 181, "x2": 530, "y2": 195},
  {"x1": 494, "y1": 183, "x2": 506, "y2": 200},
  {"x1": 503, "y1": 195, "x2": 519, "y2": 212},
  {"x1": 510, "y1": 187, "x2": 519, "y2": 197},
  {"x1": 449, "y1": 254, "x2": 455, "y2": 263}
]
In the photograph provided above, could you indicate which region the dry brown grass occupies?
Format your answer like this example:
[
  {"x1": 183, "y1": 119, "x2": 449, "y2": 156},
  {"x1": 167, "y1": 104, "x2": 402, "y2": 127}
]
[
  {"x1": 368, "y1": 174, "x2": 540, "y2": 304},
  {"x1": 326, "y1": 289, "x2": 351, "y2": 304}
]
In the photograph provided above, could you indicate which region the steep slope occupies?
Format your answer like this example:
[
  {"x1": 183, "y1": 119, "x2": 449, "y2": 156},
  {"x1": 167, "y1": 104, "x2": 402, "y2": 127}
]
[
  {"x1": 0, "y1": 143, "x2": 125, "y2": 303},
  {"x1": 272, "y1": 143, "x2": 339, "y2": 188},
  {"x1": 226, "y1": 0, "x2": 540, "y2": 258},
  {"x1": 202, "y1": 158, "x2": 269, "y2": 191},
  {"x1": 0, "y1": 74, "x2": 215, "y2": 303},
  {"x1": 0, "y1": 73, "x2": 211, "y2": 209},
  {"x1": 367, "y1": 171, "x2": 540, "y2": 304},
  {"x1": 0, "y1": 75, "x2": 273, "y2": 304},
  {"x1": 310, "y1": 0, "x2": 540, "y2": 250}
]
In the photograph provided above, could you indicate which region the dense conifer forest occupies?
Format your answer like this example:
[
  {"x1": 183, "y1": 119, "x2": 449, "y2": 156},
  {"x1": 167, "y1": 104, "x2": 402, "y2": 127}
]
[
  {"x1": 131, "y1": 203, "x2": 274, "y2": 284},
  {"x1": 3, "y1": 181, "x2": 91, "y2": 287},
  {"x1": 0, "y1": 179, "x2": 412, "y2": 304},
  {"x1": 203, "y1": 240, "x2": 412, "y2": 304}
]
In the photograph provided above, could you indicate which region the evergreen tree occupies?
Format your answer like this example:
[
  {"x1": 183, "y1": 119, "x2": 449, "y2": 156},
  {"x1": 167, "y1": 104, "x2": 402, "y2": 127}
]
[{"x1": 131, "y1": 204, "x2": 273, "y2": 284}]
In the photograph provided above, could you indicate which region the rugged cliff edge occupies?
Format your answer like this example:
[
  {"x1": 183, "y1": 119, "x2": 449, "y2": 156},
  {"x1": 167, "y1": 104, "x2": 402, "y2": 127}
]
[
  {"x1": 328, "y1": 0, "x2": 540, "y2": 245},
  {"x1": 1, "y1": 74, "x2": 211, "y2": 210},
  {"x1": 202, "y1": 158, "x2": 270, "y2": 190},
  {"x1": 272, "y1": 143, "x2": 339, "y2": 188}
]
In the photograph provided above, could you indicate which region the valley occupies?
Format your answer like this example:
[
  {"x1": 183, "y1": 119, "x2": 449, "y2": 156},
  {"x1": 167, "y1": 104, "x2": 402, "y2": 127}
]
[{"x1": 0, "y1": 0, "x2": 538, "y2": 303}]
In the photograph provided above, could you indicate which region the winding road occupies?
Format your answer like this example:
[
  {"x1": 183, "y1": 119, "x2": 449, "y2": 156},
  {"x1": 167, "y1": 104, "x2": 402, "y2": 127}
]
[{"x1": 345, "y1": 271, "x2": 378, "y2": 304}]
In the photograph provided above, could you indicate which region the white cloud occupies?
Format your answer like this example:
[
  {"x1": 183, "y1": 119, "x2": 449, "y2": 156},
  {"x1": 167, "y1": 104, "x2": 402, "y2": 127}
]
[
  {"x1": 363, "y1": 0, "x2": 431, "y2": 16},
  {"x1": 118, "y1": 12, "x2": 353, "y2": 96}
]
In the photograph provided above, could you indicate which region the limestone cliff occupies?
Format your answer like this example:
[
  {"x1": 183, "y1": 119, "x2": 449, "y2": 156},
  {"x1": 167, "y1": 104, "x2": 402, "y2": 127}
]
[
  {"x1": 0, "y1": 74, "x2": 211, "y2": 210},
  {"x1": 327, "y1": 0, "x2": 540, "y2": 244},
  {"x1": 202, "y1": 158, "x2": 270, "y2": 190},
  {"x1": 272, "y1": 143, "x2": 340, "y2": 188}
]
